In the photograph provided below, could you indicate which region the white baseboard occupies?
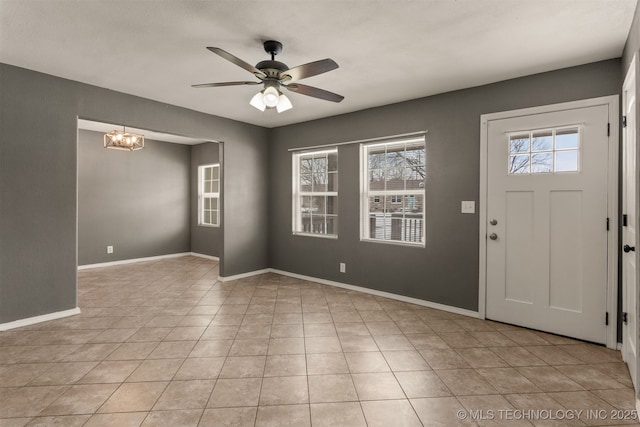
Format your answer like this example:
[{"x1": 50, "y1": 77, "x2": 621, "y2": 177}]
[
  {"x1": 270, "y1": 269, "x2": 481, "y2": 319},
  {"x1": 0, "y1": 307, "x2": 81, "y2": 331},
  {"x1": 219, "y1": 268, "x2": 271, "y2": 282},
  {"x1": 220, "y1": 266, "x2": 479, "y2": 319},
  {"x1": 190, "y1": 252, "x2": 220, "y2": 261},
  {"x1": 77, "y1": 252, "x2": 193, "y2": 270}
]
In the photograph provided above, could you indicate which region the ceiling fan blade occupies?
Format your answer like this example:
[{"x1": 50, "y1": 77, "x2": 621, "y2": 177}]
[
  {"x1": 285, "y1": 83, "x2": 344, "y2": 103},
  {"x1": 192, "y1": 81, "x2": 260, "y2": 88},
  {"x1": 282, "y1": 59, "x2": 339, "y2": 82},
  {"x1": 206, "y1": 47, "x2": 266, "y2": 78}
]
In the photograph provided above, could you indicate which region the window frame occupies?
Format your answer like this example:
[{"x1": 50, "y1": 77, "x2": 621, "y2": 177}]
[
  {"x1": 198, "y1": 164, "x2": 220, "y2": 227},
  {"x1": 292, "y1": 148, "x2": 339, "y2": 238},
  {"x1": 360, "y1": 137, "x2": 426, "y2": 247}
]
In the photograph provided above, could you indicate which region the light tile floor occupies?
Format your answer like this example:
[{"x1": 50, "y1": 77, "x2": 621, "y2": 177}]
[{"x1": 0, "y1": 256, "x2": 637, "y2": 426}]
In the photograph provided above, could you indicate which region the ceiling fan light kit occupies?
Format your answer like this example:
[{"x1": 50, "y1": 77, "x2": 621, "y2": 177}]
[{"x1": 192, "y1": 40, "x2": 344, "y2": 113}]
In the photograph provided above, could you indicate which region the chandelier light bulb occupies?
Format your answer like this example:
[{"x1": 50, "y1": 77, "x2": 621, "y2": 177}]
[{"x1": 262, "y1": 86, "x2": 280, "y2": 107}]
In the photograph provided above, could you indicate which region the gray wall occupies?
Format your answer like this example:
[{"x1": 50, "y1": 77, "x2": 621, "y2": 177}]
[
  {"x1": 0, "y1": 63, "x2": 269, "y2": 324},
  {"x1": 268, "y1": 59, "x2": 622, "y2": 312},
  {"x1": 191, "y1": 142, "x2": 222, "y2": 258},
  {"x1": 78, "y1": 130, "x2": 191, "y2": 265}
]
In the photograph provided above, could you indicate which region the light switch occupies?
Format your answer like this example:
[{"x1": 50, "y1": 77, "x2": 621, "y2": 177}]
[{"x1": 461, "y1": 201, "x2": 475, "y2": 214}]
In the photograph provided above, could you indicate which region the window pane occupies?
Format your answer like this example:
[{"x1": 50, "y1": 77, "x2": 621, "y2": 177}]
[
  {"x1": 204, "y1": 181, "x2": 213, "y2": 193},
  {"x1": 301, "y1": 196, "x2": 312, "y2": 213},
  {"x1": 531, "y1": 153, "x2": 553, "y2": 173},
  {"x1": 311, "y1": 196, "x2": 326, "y2": 214},
  {"x1": 405, "y1": 142, "x2": 425, "y2": 166},
  {"x1": 300, "y1": 157, "x2": 313, "y2": 174},
  {"x1": 312, "y1": 157, "x2": 327, "y2": 173},
  {"x1": 211, "y1": 198, "x2": 218, "y2": 210},
  {"x1": 509, "y1": 135, "x2": 530, "y2": 153},
  {"x1": 313, "y1": 173, "x2": 328, "y2": 192},
  {"x1": 386, "y1": 168, "x2": 404, "y2": 190},
  {"x1": 301, "y1": 214, "x2": 312, "y2": 233},
  {"x1": 369, "y1": 169, "x2": 385, "y2": 190},
  {"x1": 405, "y1": 167, "x2": 424, "y2": 189},
  {"x1": 368, "y1": 149, "x2": 386, "y2": 170},
  {"x1": 211, "y1": 180, "x2": 219, "y2": 193},
  {"x1": 532, "y1": 131, "x2": 553, "y2": 151},
  {"x1": 509, "y1": 154, "x2": 530, "y2": 174},
  {"x1": 555, "y1": 150, "x2": 579, "y2": 172},
  {"x1": 311, "y1": 216, "x2": 327, "y2": 234},
  {"x1": 212, "y1": 166, "x2": 219, "y2": 179},
  {"x1": 556, "y1": 128, "x2": 579, "y2": 149},
  {"x1": 204, "y1": 211, "x2": 211, "y2": 225},
  {"x1": 300, "y1": 174, "x2": 313, "y2": 192},
  {"x1": 369, "y1": 212, "x2": 389, "y2": 240},
  {"x1": 204, "y1": 198, "x2": 211, "y2": 210},
  {"x1": 205, "y1": 167, "x2": 212, "y2": 180}
]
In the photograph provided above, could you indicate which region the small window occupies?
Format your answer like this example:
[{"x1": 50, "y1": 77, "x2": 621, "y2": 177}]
[
  {"x1": 292, "y1": 149, "x2": 338, "y2": 237},
  {"x1": 198, "y1": 164, "x2": 220, "y2": 227},
  {"x1": 508, "y1": 127, "x2": 580, "y2": 174},
  {"x1": 361, "y1": 136, "x2": 426, "y2": 246}
]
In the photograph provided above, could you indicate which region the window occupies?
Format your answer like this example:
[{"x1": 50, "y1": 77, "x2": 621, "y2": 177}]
[
  {"x1": 198, "y1": 164, "x2": 220, "y2": 227},
  {"x1": 508, "y1": 126, "x2": 580, "y2": 174},
  {"x1": 361, "y1": 136, "x2": 425, "y2": 245},
  {"x1": 292, "y1": 149, "x2": 338, "y2": 237}
]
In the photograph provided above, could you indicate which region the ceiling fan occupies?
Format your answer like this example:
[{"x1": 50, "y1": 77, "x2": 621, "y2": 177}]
[{"x1": 192, "y1": 40, "x2": 344, "y2": 113}]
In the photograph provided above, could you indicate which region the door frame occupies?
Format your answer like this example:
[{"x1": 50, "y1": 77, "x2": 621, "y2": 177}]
[
  {"x1": 622, "y1": 52, "x2": 638, "y2": 395},
  {"x1": 478, "y1": 96, "x2": 619, "y2": 349}
]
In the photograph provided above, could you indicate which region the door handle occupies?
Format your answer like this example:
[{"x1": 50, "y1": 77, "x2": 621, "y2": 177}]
[
  {"x1": 624, "y1": 244, "x2": 635, "y2": 253},
  {"x1": 489, "y1": 233, "x2": 498, "y2": 240}
]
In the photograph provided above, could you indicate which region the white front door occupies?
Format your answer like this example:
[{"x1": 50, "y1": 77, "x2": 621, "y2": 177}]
[
  {"x1": 622, "y1": 54, "x2": 638, "y2": 388},
  {"x1": 484, "y1": 102, "x2": 613, "y2": 344}
]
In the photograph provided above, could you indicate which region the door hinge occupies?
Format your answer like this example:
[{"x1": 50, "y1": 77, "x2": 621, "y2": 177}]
[
  {"x1": 623, "y1": 116, "x2": 627, "y2": 128},
  {"x1": 623, "y1": 312, "x2": 629, "y2": 325},
  {"x1": 606, "y1": 217, "x2": 610, "y2": 231},
  {"x1": 606, "y1": 312, "x2": 609, "y2": 325},
  {"x1": 623, "y1": 214, "x2": 628, "y2": 227},
  {"x1": 607, "y1": 123, "x2": 610, "y2": 136}
]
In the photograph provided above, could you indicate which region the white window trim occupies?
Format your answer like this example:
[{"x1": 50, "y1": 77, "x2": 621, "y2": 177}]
[
  {"x1": 292, "y1": 148, "x2": 338, "y2": 238},
  {"x1": 198, "y1": 164, "x2": 220, "y2": 227},
  {"x1": 360, "y1": 138, "x2": 426, "y2": 247}
]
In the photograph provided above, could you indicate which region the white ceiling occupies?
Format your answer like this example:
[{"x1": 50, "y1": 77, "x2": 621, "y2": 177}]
[{"x1": 1, "y1": 0, "x2": 637, "y2": 129}]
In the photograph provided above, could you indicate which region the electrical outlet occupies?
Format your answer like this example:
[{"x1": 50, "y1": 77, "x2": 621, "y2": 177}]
[
  {"x1": 340, "y1": 262, "x2": 346, "y2": 273},
  {"x1": 107, "y1": 245, "x2": 114, "y2": 254}
]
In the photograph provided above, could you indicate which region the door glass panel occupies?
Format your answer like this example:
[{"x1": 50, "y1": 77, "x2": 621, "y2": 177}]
[
  {"x1": 531, "y1": 153, "x2": 553, "y2": 173},
  {"x1": 556, "y1": 128, "x2": 579, "y2": 149},
  {"x1": 532, "y1": 131, "x2": 553, "y2": 151},
  {"x1": 555, "y1": 151, "x2": 579, "y2": 172},
  {"x1": 509, "y1": 154, "x2": 530, "y2": 174},
  {"x1": 509, "y1": 135, "x2": 530, "y2": 153},
  {"x1": 508, "y1": 127, "x2": 580, "y2": 175}
]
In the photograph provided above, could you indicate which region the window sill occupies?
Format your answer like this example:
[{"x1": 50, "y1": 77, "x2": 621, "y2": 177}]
[
  {"x1": 198, "y1": 224, "x2": 220, "y2": 228},
  {"x1": 360, "y1": 238, "x2": 425, "y2": 248},
  {"x1": 293, "y1": 232, "x2": 338, "y2": 240}
]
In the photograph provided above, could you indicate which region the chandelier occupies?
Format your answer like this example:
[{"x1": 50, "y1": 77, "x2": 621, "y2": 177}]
[{"x1": 104, "y1": 127, "x2": 145, "y2": 151}]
